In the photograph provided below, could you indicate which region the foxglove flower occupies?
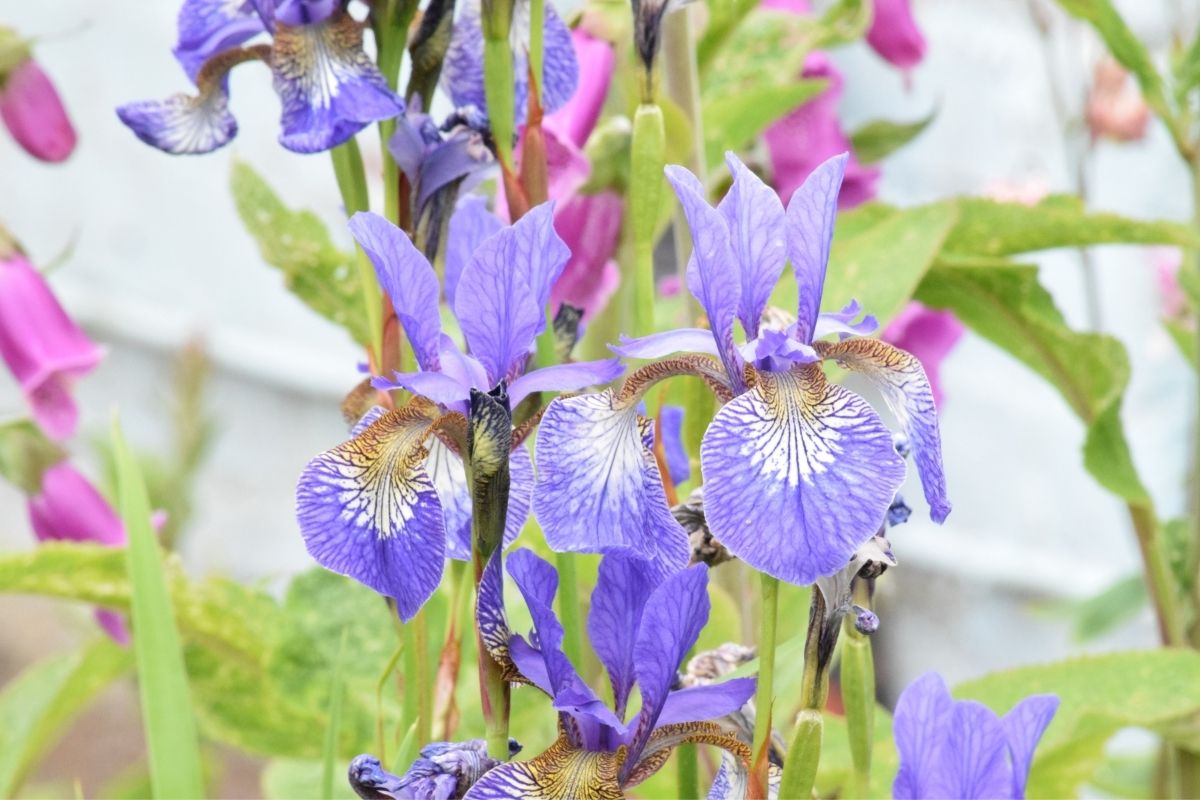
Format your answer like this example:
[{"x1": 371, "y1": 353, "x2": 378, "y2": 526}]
[
  {"x1": 469, "y1": 549, "x2": 756, "y2": 797},
  {"x1": 0, "y1": 250, "x2": 103, "y2": 440},
  {"x1": 118, "y1": 0, "x2": 403, "y2": 155},
  {"x1": 0, "y1": 52, "x2": 77, "y2": 163},
  {"x1": 893, "y1": 673, "x2": 1058, "y2": 799},
  {"x1": 296, "y1": 203, "x2": 620, "y2": 619},
  {"x1": 442, "y1": 0, "x2": 578, "y2": 127},
  {"x1": 536, "y1": 152, "x2": 949, "y2": 586},
  {"x1": 348, "y1": 740, "x2": 519, "y2": 799},
  {"x1": 29, "y1": 463, "x2": 129, "y2": 643},
  {"x1": 882, "y1": 302, "x2": 964, "y2": 408},
  {"x1": 865, "y1": 0, "x2": 926, "y2": 71},
  {"x1": 1085, "y1": 57, "x2": 1150, "y2": 143}
]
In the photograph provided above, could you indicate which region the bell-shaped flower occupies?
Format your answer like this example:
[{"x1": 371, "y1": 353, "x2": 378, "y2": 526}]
[
  {"x1": 865, "y1": 0, "x2": 926, "y2": 71},
  {"x1": 0, "y1": 251, "x2": 103, "y2": 440},
  {"x1": 0, "y1": 53, "x2": 77, "y2": 163},
  {"x1": 28, "y1": 462, "x2": 129, "y2": 643},
  {"x1": 118, "y1": 0, "x2": 403, "y2": 155},
  {"x1": 893, "y1": 672, "x2": 1058, "y2": 799},
  {"x1": 296, "y1": 202, "x2": 619, "y2": 620},
  {"x1": 536, "y1": 152, "x2": 949, "y2": 586},
  {"x1": 469, "y1": 548, "x2": 756, "y2": 798}
]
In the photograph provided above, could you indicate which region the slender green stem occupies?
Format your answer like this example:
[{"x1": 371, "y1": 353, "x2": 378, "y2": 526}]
[
  {"x1": 1188, "y1": 158, "x2": 1200, "y2": 646},
  {"x1": 414, "y1": 610, "x2": 432, "y2": 745},
  {"x1": 482, "y1": 0, "x2": 516, "y2": 172},
  {"x1": 330, "y1": 141, "x2": 383, "y2": 364},
  {"x1": 555, "y1": 551, "x2": 587, "y2": 671},
  {"x1": 529, "y1": 0, "x2": 544, "y2": 94},
  {"x1": 321, "y1": 629, "x2": 349, "y2": 800},
  {"x1": 676, "y1": 743, "x2": 700, "y2": 799},
  {"x1": 751, "y1": 574, "x2": 779, "y2": 771},
  {"x1": 841, "y1": 583, "x2": 876, "y2": 796},
  {"x1": 624, "y1": 104, "x2": 666, "y2": 337},
  {"x1": 401, "y1": 619, "x2": 420, "y2": 745},
  {"x1": 1127, "y1": 504, "x2": 1185, "y2": 646},
  {"x1": 376, "y1": 641, "x2": 405, "y2": 763}
]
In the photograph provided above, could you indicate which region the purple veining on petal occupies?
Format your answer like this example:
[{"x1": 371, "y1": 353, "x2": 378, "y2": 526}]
[
  {"x1": 786, "y1": 152, "x2": 847, "y2": 344},
  {"x1": 717, "y1": 152, "x2": 787, "y2": 339}
]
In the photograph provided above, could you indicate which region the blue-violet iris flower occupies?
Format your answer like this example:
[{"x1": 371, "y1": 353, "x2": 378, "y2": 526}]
[
  {"x1": 348, "y1": 739, "x2": 520, "y2": 800},
  {"x1": 534, "y1": 151, "x2": 950, "y2": 586},
  {"x1": 468, "y1": 548, "x2": 756, "y2": 797},
  {"x1": 296, "y1": 201, "x2": 620, "y2": 620},
  {"x1": 117, "y1": 0, "x2": 403, "y2": 154},
  {"x1": 893, "y1": 672, "x2": 1059, "y2": 799}
]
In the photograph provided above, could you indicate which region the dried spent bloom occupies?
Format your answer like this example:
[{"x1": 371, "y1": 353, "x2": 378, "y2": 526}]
[
  {"x1": 0, "y1": 55, "x2": 77, "y2": 163},
  {"x1": 118, "y1": 0, "x2": 403, "y2": 154},
  {"x1": 0, "y1": 250, "x2": 103, "y2": 440},
  {"x1": 893, "y1": 673, "x2": 1058, "y2": 799},
  {"x1": 348, "y1": 739, "x2": 520, "y2": 800},
  {"x1": 1085, "y1": 58, "x2": 1149, "y2": 143},
  {"x1": 469, "y1": 549, "x2": 756, "y2": 797}
]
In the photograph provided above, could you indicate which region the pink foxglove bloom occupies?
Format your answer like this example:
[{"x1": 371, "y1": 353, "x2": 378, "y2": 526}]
[
  {"x1": 865, "y1": 0, "x2": 926, "y2": 71},
  {"x1": 1152, "y1": 247, "x2": 1186, "y2": 319},
  {"x1": 1085, "y1": 58, "x2": 1150, "y2": 142},
  {"x1": 883, "y1": 302, "x2": 965, "y2": 408},
  {"x1": 0, "y1": 251, "x2": 103, "y2": 440},
  {"x1": 28, "y1": 462, "x2": 129, "y2": 644},
  {"x1": 550, "y1": 191, "x2": 622, "y2": 323},
  {"x1": 765, "y1": 54, "x2": 880, "y2": 208},
  {"x1": 0, "y1": 58, "x2": 77, "y2": 163}
]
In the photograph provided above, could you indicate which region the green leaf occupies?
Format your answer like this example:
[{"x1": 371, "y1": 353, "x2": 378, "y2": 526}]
[
  {"x1": 703, "y1": 80, "x2": 826, "y2": 169},
  {"x1": 229, "y1": 160, "x2": 368, "y2": 345},
  {"x1": 0, "y1": 419, "x2": 65, "y2": 494},
  {"x1": 1052, "y1": 0, "x2": 1167, "y2": 114},
  {"x1": 1173, "y1": 27, "x2": 1200, "y2": 102},
  {"x1": 1082, "y1": 399, "x2": 1151, "y2": 504},
  {"x1": 113, "y1": 418, "x2": 205, "y2": 799},
  {"x1": 696, "y1": 0, "x2": 759, "y2": 70},
  {"x1": 1164, "y1": 318, "x2": 1197, "y2": 365},
  {"x1": 0, "y1": 639, "x2": 134, "y2": 797},
  {"x1": 816, "y1": 706, "x2": 897, "y2": 799},
  {"x1": 849, "y1": 109, "x2": 937, "y2": 164},
  {"x1": 1065, "y1": 573, "x2": 1148, "y2": 642},
  {"x1": 1161, "y1": 517, "x2": 1195, "y2": 596},
  {"x1": 956, "y1": 650, "x2": 1200, "y2": 798},
  {"x1": 262, "y1": 760, "x2": 357, "y2": 800},
  {"x1": 321, "y1": 630, "x2": 349, "y2": 800}
]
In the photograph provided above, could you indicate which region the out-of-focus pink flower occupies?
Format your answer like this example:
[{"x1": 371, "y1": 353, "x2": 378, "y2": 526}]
[
  {"x1": 0, "y1": 59, "x2": 76, "y2": 163},
  {"x1": 0, "y1": 252, "x2": 102, "y2": 440},
  {"x1": 984, "y1": 177, "x2": 1050, "y2": 206},
  {"x1": 551, "y1": 191, "x2": 622, "y2": 321},
  {"x1": 1085, "y1": 58, "x2": 1150, "y2": 143},
  {"x1": 761, "y1": 0, "x2": 811, "y2": 14},
  {"x1": 29, "y1": 462, "x2": 129, "y2": 644},
  {"x1": 865, "y1": 0, "x2": 926, "y2": 71},
  {"x1": 1152, "y1": 247, "x2": 1186, "y2": 319},
  {"x1": 545, "y1": 29, "x2": 614, "y2": 151},
  {"x1": 882, "y1": 301, "x2": 964, "y2": 408},
  {"x1": 765, "y1": 53, "x2": 880, "y2": 208}
]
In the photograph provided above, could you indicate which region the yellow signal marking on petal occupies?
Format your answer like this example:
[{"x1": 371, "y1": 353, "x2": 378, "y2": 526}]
[
  {"x1": 479, "y1": 735, "x2": 625, "y2": 799},
  {"x1": 625, "y1": 721, "x2": 751, "y2": 788}
]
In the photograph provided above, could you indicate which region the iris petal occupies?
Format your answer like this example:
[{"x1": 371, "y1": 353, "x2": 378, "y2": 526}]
[
  {"x1": 461, "y1": 735, "x2": 624, "y2": 799},
  {"x1": 587, "y1": 553, "x2": 662, "y2": 718},
  {"x1": 506, "y1": 359, "x2": 623, "y2": 409},
  {"x1": 270, "y1": 13, "x2": 404, "y2": 153},
  {"x1": 610, "y1": 328, "x2": 721, "y2": 360},
  {"x1": 655, "y1": 679, "x2": 757, "y2": 727},
  {"x1": 533, "y1": 391, "x2": 689, "y2": 574},
  {"x1": 938, "y1": 701, "x2": 1012, "y2": 799},
  {"x1": 699, "y1": 365, "x2": 905, "y2": 585},
  {"x1": 1002, "y1": 695, "x2": 1059, "y2": 798},
  {"x1": 893, "y1": 672, "x2": 955, "y2": 799},
  {"x1": 819, "y1": 337, "x2": 951, "y2": 522},
  {"x1": 372, "y1": 370, "x2": 472, "y2": 407},
  {"x1": 786, "y1": 153, "x2": 847, "y2": 343},
  {"x1": 296, "y1": 407, "x2": 445, "y2": 621},
  {"x1": 717, "y1": 152, "x2": 787, "y2": 339},
  {"x1": 446, "y1": 196, "x2": 502, "y2": 307},
  {"x1": 116, "y1": 79, "x2": 237, "y2": 155},
  {"x1": 173, "y1": 0, "x2": 264, "y2": 80}
]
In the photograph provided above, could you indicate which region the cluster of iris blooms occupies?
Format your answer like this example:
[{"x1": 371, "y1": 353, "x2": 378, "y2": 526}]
[{"x1": 113, "y1": 0, "x2": 1060, "y2": 797}]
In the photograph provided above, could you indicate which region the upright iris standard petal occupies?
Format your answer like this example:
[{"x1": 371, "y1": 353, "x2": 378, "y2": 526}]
[
  {"x1": 296, "y1": 408, "x2": 446, "y2": 621},
  {"x1": 270, "y1": 13, "x2": 405, "y2": 153},
  {"x1": 587, "y1": 553, "x2": 662, "y2": 717},
  {"x1": 116, "y1": 74, "x2": 239, "y2": 156},
  {"x1": 1002, "y1": 695, "x2": 1059, "y2": 799},
  {"x1": 454, "y1": 202, "x2": 569, "y2": 383},
  {"x1": 819, "y1": 337, "x2": 950, "y2": 522},
  {"x1": 893, "y1": 672, "x2": 955, "y2": 800},
  {"x1": 173, "y1": 0, "x2": 265, "y2": 79},
  {"x1": 349, "y1": 212, "x2": 443, "y2": 371},
  {"x1": 786, "y1": 153, "x2": 847, "y2": 343},
  {"x1": 665, "y1": 165, "x2": 744, "y2": 390},
  {"x1": 938, "y1": 702, "x2": 1012, "y2": 799},
  {"x1": 716, "y1": 153, "x2": 787, "y2": 339},
  {"x1": 533, "y1": 392, "x2": 689, "y2": 572},
  {"x1": 699, "y1": 365, "x2": 905, "y2": 585},
  {"x1": 445, "y1": 196, "x2": 502, "y2": 308}
]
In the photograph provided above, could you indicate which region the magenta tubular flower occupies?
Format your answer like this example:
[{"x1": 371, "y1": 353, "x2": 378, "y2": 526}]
[
  {"x1": 765, "y1": 53, "x2": 879, "y2": 209},
  {"x1": 883, "y1": 302, "x2": 964, "y2": 408},
  {"x1": 893, "y1": 673, "x2": 1058, "y2": 799},
  {"x1": 545, "y1": 28, "x2": 614, "y2": 151},
  {"x1": 29, "y1": 462, "x2": 129, "y2": 644},
  {"x1": 0, "y1": 58, "x2": 77, "y2": 163},
  {"x1": 865, "y1": 0, "x2": 926, "y2": 71},
  {"x1": 550, "y1": 191, "x2": 622, "y2": 322},
  {"x1": 0, "y1": 252, "x2": 102, "y2": 440}
]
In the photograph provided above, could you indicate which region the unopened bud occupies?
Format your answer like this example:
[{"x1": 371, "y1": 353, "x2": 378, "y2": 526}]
[{"x1": 853, "y1": 606, "x2": 879, "y2": 635}]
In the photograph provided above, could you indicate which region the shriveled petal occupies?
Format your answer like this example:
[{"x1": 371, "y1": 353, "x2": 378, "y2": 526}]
[
  {"x1": 446, "y1": 196, "x2": 502, "y2": 307},
  {"x1": 533, "y1": 392, "x2": 689, "y2": 574},
  {"x1": 349, "y1": 212, "x2": 442, "y2": 371},
  {"x1": 819, "y1": 337, "x2": 950, "y2": 522},
  {"x1": 462, "y1": 735, "x2": 624, "y2": 799},
  {"x1": 786, "y1": 153, "x2": 847, "y2": 343},
  {"x1": 270, "y1": 13, "x2": 405, "y2": 153},
  {"x1": 173, "y1": 0, "x2": 264, "y2": 79},
  {"x1": 699, "y1": 365, "x2": 905, "y2": 585},
  {"x1": 665, "y1": 165, "x2": 744, "y2": 390},
  {"x1": 116, "y1": 79, "x2": 237, "y2": 155},
  {"x1": 587, "y1": 552, "x2": 662, "y2": 717},
  {"x1": 625, "y1": 564, "x2": 711, "y2": 776},
  {"x1": 658, "y1": 405, "x2": 690, "y2": 486},
  {"x1": 656, "y1": 679, "x2": 757, "y2": 727},
  {"x1": 1002, "y1": 695, "x2": 1059, "y2": 799},
  {"x1": 372, "y1": 370, "x2": 471, "y2": 407},
  {"x1": 454, "y1": 203, "x2": 568, "y2": 384},
  {"x1": 296, "y1": 408, "x2": 445, "y2": 621},
  {"x1": 717, "y1": 152, "x2": 787, "y2": 339},
  {"x1": 611, "y1": 328, "x2": 721, "y2": 360},
  {"x1": 507, "y1": 359, "x2": 622, "y2": 409},
  {"x1": 893, "y1": 672, "x2": 954, "y2": 800}
]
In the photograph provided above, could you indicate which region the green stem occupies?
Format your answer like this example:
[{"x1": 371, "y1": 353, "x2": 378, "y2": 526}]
[
  {"x1": 778, "y1": 710, "x2": 823, "y2": 800},
  {"x1": 1127, "y1": 504, "x2": 1184, "y2": 646},
  {"x1": 1188, "y1": 158, "x2": 1200, "y2": 646},
  {"x1": 624, "y1": 104, "x2": 666, "y2": 337},
  {"x1": 841, "y1": 583, "x2": 876, "y2": 796},
  {"x1": 529, "y1": 0, "x2": 544, "y2": 94},
  {"x1": 376, "y1": 641, "x2": 405, "y2": 764},
  {"x1": 330, "y1": 141, "x2": 383, "y2": 365},
  {"x1": 482, "y1": 0, "x2": 517, "y2": 172},
  {"x1": 555, "y1": 551, "x2": 587, "y2": 671},
  {"x1": 321, "y1": 629, "x2": 349, "y2": 800},
  {"x1": 751, "y1": 574, "x2": 780, "y2": 778},
  {"x1": 676, "y1": 743, "x2": 700, "y2": 800}
]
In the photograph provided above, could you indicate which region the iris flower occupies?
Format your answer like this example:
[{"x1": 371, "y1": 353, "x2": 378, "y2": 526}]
[
  {"x1": 117, "y1": 0, "x2": 403, "y2": 154},
  {"x1": 296, "y1": 202, "x2": 620, "y2": 619},
  {"x1": 534, "y1": 151, "x2": 949, "y2": 585},
  {"x1": 468, "y1": 548, "x2": 756, "y2": 798},
  {"x1": 893, "y1": 673, "x2": 1058, "y2": 799},
  {"x1": 348, "y1": 740, "x2": 520, "y2": 799}
]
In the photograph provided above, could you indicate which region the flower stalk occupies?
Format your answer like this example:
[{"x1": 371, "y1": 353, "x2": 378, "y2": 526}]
[
  {"x1": 841, "y1": 581, "x2": 876, "y2": 795},
  {"x1": 623, "y1": 103, "x2": 665, "y2": 338},
  {"x1": 780, "y1": 588, "x2": 833, "y2": 798},
  {"x1": 329, "y1": 139, "x2": 384, "y2": 366},
  {"x1": 481, "y1": 0, "x2": 519, "y2": 196},
  {"x1": 750, "y1": 572, "x2": 779, "y2": 797}
]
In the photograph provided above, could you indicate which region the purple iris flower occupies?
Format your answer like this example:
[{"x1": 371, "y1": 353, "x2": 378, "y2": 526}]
[
  {"x1": 296, "y1": 202, "x2": 620, "y2": 620},
  {"x1": 348, "y1": 739, "x2": 520, "y2": 799},
  {"x1": 441, "y1": 0, "x2": 578, "y2": 127},
  {"x1": 118, "y1": 0, "x2": 403, "y2": 155},
  {"x1": 534, "y1": 151, "x2": 949, "y2": 586},
  {"x1": 893, "y1": 673, "x2": 1059, "y2": 799},
  {"x1": 467, "y1": 549, "x2": 755, "y2": 797}
]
